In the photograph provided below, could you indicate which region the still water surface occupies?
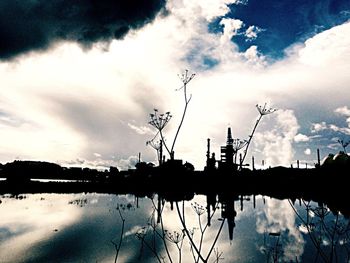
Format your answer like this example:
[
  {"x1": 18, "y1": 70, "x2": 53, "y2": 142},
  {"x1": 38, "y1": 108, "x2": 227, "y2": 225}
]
[{"x1": 0, "y1": 193, "x2": 349, "y2": 262}]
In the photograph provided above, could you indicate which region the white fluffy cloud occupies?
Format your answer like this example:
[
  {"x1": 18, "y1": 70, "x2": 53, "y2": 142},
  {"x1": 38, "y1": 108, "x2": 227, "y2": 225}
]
[
  {"x1": 309, "y1": 106, "x2": 350, "y2": 137},
  {"x1": 254, "y1": 110, "x2": 299, "y2": 167},
  {"x1": 335, "y1": 106, "x2": 350, "y2": 116},
  {"x1": 335, "y1": 106, "x2": 350, "y2": 129},
  {"x1": 311, "y1": 122, "x2": 328, "y2": 133},
  {"x1": 304, "y1": 148, "x2": 311, "y2": 155},
  {"x1": 298, "y1": 22, "x2": 350, "y2": 66},
  {"x1": 245, "y1": 25, "x2": 263, "y2": 40},
  {"x1": 256, "y1": 199, "x2": 305, "y2": 261},
  {"x1": 220, "y1": 18, "x2": 244, "y2": 40},
  {"x1": 294, "y1": 133, "x2": 310, "y2": 142},
  {"x1": 329, "y1": 124, "x2": 350, "y2": 135}
]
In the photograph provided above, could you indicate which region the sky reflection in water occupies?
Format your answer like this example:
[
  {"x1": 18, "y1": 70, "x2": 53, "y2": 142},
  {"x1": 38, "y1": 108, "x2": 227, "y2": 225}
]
[{"x1": 0, "y1": 193, "x2": 349, "y2": 263}]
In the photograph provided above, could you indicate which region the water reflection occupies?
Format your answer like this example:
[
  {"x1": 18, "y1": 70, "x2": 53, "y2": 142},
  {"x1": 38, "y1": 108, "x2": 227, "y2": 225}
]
[
  {"x1": 0, "y1": 193, "x2": 349, "y2": 262},
  {"x1": 257, "y1": 198, "x2": 305, "y2": 262},
  {"x1": 289, "y1": 200, "x2": 350, "y2": 263}
]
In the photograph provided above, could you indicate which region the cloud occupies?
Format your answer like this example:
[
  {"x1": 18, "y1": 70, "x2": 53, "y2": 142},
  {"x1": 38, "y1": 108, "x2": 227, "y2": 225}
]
[
  {"x1": 0, "y1": 195, "x2": 82, "y2": 262},
  {"x1": 254, "y1": 110, "x2": 299, "y2": 167},
  {"x1": 335, "y1": 106, "x2": 350, "y2": 116},
  {"x1": 309, "y1": 106, "x2": 350, "y2": 136},
  {"x1": 62, "y1": 154, "x2": 140, "y2": 171},
  {"x1": 311, "y1": 122, "x2": 328, "y2": 133},
  {"x1": 294, "y1": 133, "x2": 310, "y2": 142},
  {"x1": 329, "y1": 124, "x2": 350, "y2": 135},
  {"x1": 220, "y1": 18, "x2": 244, "y2": 40},
  {"x1": 304, "y1": 148, "x2": 311, "y2": 155},
  {"x1": 116, "y1": 156, "x2": 139, "y2": 170},
  {"x1": 335, "y1": 106, "x2": 350, "y2": 128},
  {"x1": 168, "y1": 0, "x2": 241, "y2": 22},
  {"x1": 243, "y1": 46, "x2": 266, "y2": 66},
  {"x1": 245, "y1": 25, "x2": 263, "y2": 40},
  {"x1": 256, "y1": 199, "x2": 305, "y2": 261},
  {"x1": 127, "y1": 123, "x2": 154, "y2": 135},
  {"x1": 298, "y1": 20, "x2": 350, "y2": 66},
  {"x1": 327, "y1": 142, "x2": 340, "y2": 150},
  {"x1": 0, "y1": 0, "x2": 166, "y2": 60}
]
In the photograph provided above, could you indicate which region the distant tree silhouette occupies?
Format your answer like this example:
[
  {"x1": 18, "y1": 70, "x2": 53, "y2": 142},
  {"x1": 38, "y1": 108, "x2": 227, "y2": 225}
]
[{"x1": 3, "y1": 160, "x2": 62, "y2": 182}]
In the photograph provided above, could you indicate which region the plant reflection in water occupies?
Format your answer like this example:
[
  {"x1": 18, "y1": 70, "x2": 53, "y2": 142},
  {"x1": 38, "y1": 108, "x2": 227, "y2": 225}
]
[
  {"x1": 129, "y1": 195, "x2": 227, "y2": 263},
  {"x1": 288, "y1": 199, "x2": 350, "y2": 263},
  {"x1": 112, "y1": 195, "x2": 350, "y2": 263}
]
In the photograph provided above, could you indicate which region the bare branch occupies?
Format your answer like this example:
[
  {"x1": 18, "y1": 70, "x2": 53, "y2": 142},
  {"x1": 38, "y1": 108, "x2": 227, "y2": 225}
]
[
  {"x1": 240, "y1": 103, "x2": 277, "y2": 167},
  {"x1": 112, "y1": 209, "x2": 125, "y2": 263},
  {"x1": 171, "y1": 70, "x2": 196, "y2": 158}
]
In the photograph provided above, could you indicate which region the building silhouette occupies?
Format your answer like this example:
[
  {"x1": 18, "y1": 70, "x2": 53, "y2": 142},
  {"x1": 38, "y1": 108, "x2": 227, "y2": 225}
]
[{"x1": 218, "y1": 127, "x2": 236, "y2": 173}]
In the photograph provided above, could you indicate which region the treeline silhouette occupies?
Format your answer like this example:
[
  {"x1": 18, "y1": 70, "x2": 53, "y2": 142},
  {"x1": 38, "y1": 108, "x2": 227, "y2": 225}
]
[
  {"x1": 0, "y1": 158, "x2": 349, "y2": 188},
  {"x1": 0, "y1": 160, "x2": 121, "y2": 182}
]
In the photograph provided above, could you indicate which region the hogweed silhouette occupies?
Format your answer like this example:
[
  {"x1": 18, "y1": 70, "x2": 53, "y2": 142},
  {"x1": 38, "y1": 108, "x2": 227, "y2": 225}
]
[
  {"x1": 147, "y1": 70, "x2": 195, "y2": 161},
  {"x1": 240, "y1": 103, "x2": 277, "y2": 167},
  {"x1": 149, "y1": 109, "x2": 172, "y2": 131}
]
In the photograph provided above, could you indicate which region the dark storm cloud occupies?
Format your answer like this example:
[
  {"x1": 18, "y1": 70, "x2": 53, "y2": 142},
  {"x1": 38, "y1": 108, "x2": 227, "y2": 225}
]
[
  {"x1": 0, "y1": 0, "x2": 166, "y2": 60},
  {"x1": 219, "y1": 0, "x2": 350, "y2": 59}
]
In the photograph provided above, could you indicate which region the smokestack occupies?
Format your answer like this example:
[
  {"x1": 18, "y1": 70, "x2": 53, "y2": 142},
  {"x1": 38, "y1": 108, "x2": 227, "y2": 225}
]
[
  {"x1": 207, "y1": 138, "x2": 211, "y2": 161},
  {"x1": 227, "y1": 127, "x2": 233, "y2": 145}
]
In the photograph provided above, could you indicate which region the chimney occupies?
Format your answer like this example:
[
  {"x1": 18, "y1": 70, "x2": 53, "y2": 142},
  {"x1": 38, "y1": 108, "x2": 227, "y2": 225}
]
[{"x1": 227, "y1": 127, "x2": 233, "y2": 146}]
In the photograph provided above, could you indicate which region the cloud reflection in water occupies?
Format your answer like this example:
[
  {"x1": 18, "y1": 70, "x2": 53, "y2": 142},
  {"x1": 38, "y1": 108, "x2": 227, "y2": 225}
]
[
  {"x1": 256, "y1": 198, "x2": 305, "y2": 262},
  {"x1": 0, "y1": 193, "x2": 348, "y2": 262}
]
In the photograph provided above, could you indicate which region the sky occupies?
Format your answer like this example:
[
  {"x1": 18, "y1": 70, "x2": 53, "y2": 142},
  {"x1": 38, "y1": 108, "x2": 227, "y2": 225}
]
[{"x1": 0, "y1": 0, "x2": 350, "y2": 170}]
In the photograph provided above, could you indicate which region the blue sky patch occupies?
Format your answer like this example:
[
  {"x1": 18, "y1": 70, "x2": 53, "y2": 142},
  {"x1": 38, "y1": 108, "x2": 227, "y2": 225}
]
[{"x1": 211, "y1": 0, "x2": 350, "y2": 59}]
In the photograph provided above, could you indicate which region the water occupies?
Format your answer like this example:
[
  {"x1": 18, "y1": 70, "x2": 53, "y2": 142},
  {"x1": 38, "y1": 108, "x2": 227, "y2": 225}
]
[{"x1": 0, "y1": 193, "x2": 349, "y2": 263}]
